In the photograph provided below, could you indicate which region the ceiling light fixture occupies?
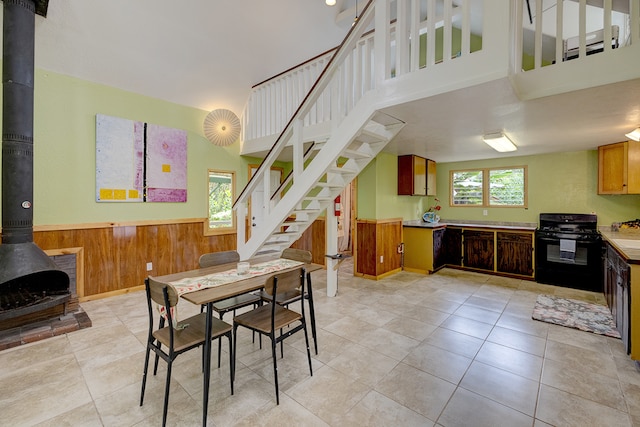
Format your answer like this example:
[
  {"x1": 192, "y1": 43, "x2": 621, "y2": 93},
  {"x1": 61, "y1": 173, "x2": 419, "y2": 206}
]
[
  {"x1": 203, "y1": 109, "x2": 241, "y2": 146},
  {"x1": 625, "y1": 127, "x2": 640, "y2": 142},
  {"x1": 325, "y1": 0, "x2": 336, "y2": 5},
  {"x1": 483, "y1": 132, "x2": 517, "y2": 152}
]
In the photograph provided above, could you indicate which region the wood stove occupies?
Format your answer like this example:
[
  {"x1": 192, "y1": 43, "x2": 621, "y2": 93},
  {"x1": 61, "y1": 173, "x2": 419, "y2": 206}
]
[{"x1": 0, "y1": 0, "x2": 70, "y2": 322}]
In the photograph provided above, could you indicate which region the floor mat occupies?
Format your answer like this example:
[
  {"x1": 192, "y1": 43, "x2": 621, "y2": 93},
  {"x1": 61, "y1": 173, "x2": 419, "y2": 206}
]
[{"x1": 532, "y1": 294, "x2": 620, "y2": 338}]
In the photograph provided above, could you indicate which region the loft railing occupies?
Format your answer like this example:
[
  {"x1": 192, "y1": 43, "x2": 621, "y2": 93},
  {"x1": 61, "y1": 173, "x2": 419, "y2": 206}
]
[{"x1": 514, "y1": 0, "x2": 640, "y2": 72}]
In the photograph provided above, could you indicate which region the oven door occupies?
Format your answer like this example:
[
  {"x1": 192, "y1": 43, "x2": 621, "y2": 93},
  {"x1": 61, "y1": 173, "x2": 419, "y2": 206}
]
[{"x1": 535, "y1": 233, "x2": 603, "y2": 291}]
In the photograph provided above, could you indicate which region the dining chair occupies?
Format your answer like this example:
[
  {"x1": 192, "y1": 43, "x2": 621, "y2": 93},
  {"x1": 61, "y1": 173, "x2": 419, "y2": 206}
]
[
  {"x1": 257, "y1": 248, "x2": 318, "y2": 354},
  {"x1": 233, "y1": 267, "x2": 313, "y2": 405},
  {"x1": 199, "y1": 250, "x2": 262, "y2": 367},
  {"x1": 140, "y1": 277, "x2": 233, "y2": 427}
]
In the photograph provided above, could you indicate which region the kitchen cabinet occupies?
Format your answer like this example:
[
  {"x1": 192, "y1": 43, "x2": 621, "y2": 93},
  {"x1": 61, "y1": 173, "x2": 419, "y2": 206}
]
[
  {"x1": 598, "y1": 141, "x2": 640, "y2": 194},
  {"x1": 604, "y1": 242, "x2": 630, "y2": 352},
  {"x1": 403, "y1": 225, "x2": 445, "y2": 274},
  {"x1": 356, "y1": 218, "x2": 403, "y2": 279},
  {"x1": 463, "y1": 230, "x2": 495, "y2": 271},
  {"x1": 442, "y1": 227, "x2": 462, "y2": 267},
  {"x1": 398, "y1": 155, "x2": 436, "y2": 196},
  {"x1": 497, "y1": 231, "x2": 534, "y2": 276},
  {"x1": 402, "y1": 223, "x2": 534, "y2": 279}
]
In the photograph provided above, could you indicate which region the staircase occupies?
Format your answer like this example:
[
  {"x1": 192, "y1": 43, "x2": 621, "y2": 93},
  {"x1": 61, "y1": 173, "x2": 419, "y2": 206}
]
[
  {"x1": 244, "y1": 110, "x2": 404, "y2": 259},
  {"x1": 233, "y1": 0, "x2": 398, "y2": 260}
]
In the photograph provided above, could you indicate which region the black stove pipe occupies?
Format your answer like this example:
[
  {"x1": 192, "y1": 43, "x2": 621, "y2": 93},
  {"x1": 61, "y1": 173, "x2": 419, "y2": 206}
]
[{"x1": 0, "y1": 0, "x2": 68, "y2": 290}]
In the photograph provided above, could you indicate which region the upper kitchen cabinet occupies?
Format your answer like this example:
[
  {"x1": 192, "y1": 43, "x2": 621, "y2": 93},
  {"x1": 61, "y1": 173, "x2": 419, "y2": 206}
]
[
  {"x1": 398, "y1": 155, "x2": 436, "y2": 196},
  {"x1": 598, "y1": 141, "x2": 640, "y2": 194}
]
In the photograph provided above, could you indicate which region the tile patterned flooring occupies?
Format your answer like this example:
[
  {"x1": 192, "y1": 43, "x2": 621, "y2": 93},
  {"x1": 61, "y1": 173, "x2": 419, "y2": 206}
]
[{"x1": 2, "y1": 263, "x2": 640, "y2": 426}]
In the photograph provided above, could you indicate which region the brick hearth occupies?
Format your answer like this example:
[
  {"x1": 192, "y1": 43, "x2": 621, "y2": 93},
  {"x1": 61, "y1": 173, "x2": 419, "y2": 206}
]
[{"x1": 0, "y1": 308, "x2": 91, "y2": 351}]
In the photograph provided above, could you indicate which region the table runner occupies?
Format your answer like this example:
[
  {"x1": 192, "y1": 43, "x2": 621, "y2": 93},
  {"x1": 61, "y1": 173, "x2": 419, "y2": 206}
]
[{"x1": 159, "y1": 258, "x2": 304, "y2": 322}]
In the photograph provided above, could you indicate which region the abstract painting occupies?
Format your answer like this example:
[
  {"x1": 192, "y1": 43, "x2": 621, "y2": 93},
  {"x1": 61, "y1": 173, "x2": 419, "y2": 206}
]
[{"x1": 96, "y1": 114, "x2": 187, "y2": 202}]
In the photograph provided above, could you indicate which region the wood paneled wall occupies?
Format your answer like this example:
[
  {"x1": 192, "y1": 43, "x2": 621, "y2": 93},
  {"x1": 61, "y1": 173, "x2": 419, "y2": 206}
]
[
  {"x1": 291, "y1": 217, "x2": 326, "y2": 265},
  {"x1": 355, "y1": 218, "x2": 403, "y2": 279},
  {"x1": 33, "y1": 217, "x2": 326, "y2": 299}
]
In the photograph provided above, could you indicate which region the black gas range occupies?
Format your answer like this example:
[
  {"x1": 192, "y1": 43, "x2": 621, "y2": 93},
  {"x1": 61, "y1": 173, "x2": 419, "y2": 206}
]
[{"x1": 535, "y1": 213, "x2": 603, "y2": 292}]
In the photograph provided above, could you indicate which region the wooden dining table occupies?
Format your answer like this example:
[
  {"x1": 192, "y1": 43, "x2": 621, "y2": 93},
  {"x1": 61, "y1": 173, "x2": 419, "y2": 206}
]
[{"x1": 153, "y1": 256, "x2": 323, "y2": 426}]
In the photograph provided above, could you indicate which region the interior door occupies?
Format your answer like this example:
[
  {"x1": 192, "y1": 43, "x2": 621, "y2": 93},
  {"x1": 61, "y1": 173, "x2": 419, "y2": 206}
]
[{"x1": 249, "y1": 166, "x2": 282, "y2": 237}]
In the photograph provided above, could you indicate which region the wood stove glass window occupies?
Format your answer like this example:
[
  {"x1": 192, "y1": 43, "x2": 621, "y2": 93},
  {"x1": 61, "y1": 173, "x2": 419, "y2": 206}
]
[{"x1": 205, "y1": 170, "x2": 236, "y2": 235}]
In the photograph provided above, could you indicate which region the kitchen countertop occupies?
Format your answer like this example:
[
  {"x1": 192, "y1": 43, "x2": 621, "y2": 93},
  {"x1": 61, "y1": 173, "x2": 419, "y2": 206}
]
[
  {"x1": 403, "y1": 220, "x2": 446, "y2": 229},
  {"x1": 600, "y1": 226, "x2": 640, "y2": 264},
  {"x1": 403, "y1": 219, "x2": 536, "y2": 231}
]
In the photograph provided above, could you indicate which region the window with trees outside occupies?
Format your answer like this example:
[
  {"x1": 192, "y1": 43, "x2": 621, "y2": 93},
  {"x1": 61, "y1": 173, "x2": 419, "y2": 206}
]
[
  {"x1": 450, "y1": 166, "x2": 527, "y2": 207},
  {"x1": 206, "y1": 169, "x2": 236, "y2": 235}
]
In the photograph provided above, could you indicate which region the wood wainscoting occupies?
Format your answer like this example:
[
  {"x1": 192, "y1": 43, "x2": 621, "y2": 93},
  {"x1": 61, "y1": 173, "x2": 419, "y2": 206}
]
[
  {"x1": 33, "y1": 217, "x2": 326, "y2": 300},
  {"x1": 290, "y1": 217, "x2": 327, "y2": 266},
  {"x1": 355, "y1": 218, "x2": 403, "y2": 279}
]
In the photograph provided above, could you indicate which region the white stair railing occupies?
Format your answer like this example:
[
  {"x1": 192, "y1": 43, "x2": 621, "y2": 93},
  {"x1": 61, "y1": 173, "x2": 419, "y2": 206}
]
[{"x1": 242, "y1": 0, "x2": 475, "y2": 144}]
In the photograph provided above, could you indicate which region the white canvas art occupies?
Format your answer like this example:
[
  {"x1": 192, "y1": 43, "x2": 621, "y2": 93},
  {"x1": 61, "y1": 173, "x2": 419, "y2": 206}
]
[{"x1": 96, "y1": 114, "x2": 187, "y2": 202}]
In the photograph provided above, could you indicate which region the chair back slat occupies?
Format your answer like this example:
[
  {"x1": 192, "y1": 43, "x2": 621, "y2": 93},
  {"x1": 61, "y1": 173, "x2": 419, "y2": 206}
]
[
  {"x1": 199, "y1": 250, "x2": 240, "y2": 268},
  {"x1": 281, "y1": 248, "x2": 312, "y2": 263},
  {"x1": 147, "y1": 276, "x2": 179, "y2": 307},
  {"x1": 264, "y1": 267, "x2": 305, "y2": 297}
]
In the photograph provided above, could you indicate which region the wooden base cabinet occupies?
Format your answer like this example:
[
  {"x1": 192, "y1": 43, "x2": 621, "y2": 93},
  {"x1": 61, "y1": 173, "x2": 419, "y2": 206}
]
[
  {"x1": 463, "y1": 230, "x2": 494, "y2": 271},
  {"x1": 403, "y1": 225, "x2": 534, "y2": 279},
  {"x1": 404, "y1": 226, "x2": 445, "y2": 274},
  {"x1": 356, "y1": 218, "x2": 403, "y2": 279},
  {"x1": 604, "y1": 242, "x2": 631, "y2": 353},
  {"x1": 497, "y1": 232, "x2": 534, "y2": 277}
]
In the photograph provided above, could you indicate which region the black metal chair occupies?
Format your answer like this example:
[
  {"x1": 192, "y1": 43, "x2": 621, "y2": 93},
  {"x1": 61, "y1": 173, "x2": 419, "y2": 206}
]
[
  {"x1": 140, "y1": 277, "x2": 233, "y2": 427},
  {"x1": 257, "y1": 248, "x2": 318, "y2": 354},
  {"x1": 198, "y1": 250, "x2": 262, "y2": 366},
  {"x1": 233, "y1": 267, "x2": 313, "y2": 404}
]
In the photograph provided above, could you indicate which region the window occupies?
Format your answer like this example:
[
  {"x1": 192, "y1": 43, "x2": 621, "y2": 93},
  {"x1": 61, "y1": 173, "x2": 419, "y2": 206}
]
[
  {"x1": 205, "y1": 169, "x2": 236, "y2": 235},
  {"x1": 451, "y1": 166, "x2": 527, "y2": 208}
]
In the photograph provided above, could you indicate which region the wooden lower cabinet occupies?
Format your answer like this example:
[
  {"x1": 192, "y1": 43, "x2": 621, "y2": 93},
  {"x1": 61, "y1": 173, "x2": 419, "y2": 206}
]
[
  {"x1": 496, "y1": 231, "x2": 534, "y2": 276},
  {"x1": 441, "y1": 227, "x2": 462, "y2": 267},
  {"x1": 463, "y1": 230, "x2": 494, "y2": 271},
  {"x1": 404, "y1": 226, "x2": 446, "y2": 274},
  {"x1": 356, "y1": 218, "x2": 403, "y2": 279},
  {"x1": 403, "y1": 225, "x2": 534, "y2": 279}
]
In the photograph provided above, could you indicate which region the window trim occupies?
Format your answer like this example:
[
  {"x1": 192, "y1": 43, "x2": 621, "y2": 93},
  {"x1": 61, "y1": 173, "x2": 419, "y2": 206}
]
[
  {"x1": 204, "y1": 169, "x2": 237, "y2": 236},
  {"x1": 450, "y1": 165, "x2": 528, "y2": 208}
]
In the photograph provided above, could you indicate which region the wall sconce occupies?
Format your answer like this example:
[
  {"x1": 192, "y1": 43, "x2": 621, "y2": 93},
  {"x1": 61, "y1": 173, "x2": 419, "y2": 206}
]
[
  {"x1": 326, "y1": 0, "x2": 336, "y2": 5},
  {"x1": 625, "y1": 127, "x2": 640, "y2": 142},
  {"x1": 203, "y1": 109, "x2": 241, "y2": 146},
  {"x1": 483, "y1": 132, "x2": 517, "y2": 152}
]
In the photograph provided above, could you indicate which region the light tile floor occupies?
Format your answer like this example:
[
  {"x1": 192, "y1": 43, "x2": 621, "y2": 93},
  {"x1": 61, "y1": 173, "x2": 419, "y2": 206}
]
[{"x1": 2, "y1": 262, "x2": 640, "y2": 426}]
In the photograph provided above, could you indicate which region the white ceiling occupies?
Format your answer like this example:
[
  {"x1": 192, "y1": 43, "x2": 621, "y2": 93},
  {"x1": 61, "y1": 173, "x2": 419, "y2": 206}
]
[{"x1": 8, "y1": 0, "x2": 640, "y2": 163}]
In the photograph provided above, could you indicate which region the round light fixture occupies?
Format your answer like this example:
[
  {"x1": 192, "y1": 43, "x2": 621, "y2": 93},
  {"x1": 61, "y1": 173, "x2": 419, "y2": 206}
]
[
  {"x1": 203, "y1": 109, "x2": 241, "y2": 146},
  {"x1": 326, "y1": 0, "x2": 336, "y2": 5}
]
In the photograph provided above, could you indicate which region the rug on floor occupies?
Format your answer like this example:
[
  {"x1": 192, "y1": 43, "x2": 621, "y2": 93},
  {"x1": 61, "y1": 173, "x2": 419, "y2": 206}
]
[{"x1": 532, "y1": 294, "x2": 621, "y2": 338}]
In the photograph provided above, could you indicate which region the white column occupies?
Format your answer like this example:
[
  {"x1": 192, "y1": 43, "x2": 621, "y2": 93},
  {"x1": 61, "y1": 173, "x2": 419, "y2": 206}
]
[{"x1": 326, "y1": 205, "x2": 339, "y2": 297}]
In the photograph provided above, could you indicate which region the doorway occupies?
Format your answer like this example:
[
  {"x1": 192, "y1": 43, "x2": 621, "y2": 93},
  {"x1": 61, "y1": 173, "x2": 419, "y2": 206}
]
[{"x1": 248, "y1": 164, "x2": 283, "y2": 240}]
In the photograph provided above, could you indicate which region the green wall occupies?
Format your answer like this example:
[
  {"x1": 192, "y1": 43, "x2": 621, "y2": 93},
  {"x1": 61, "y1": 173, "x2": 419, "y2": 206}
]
[
  {"x1": 358, "y1": 150, "x2": 640, "y2": 227},
  {"x1": 23, "y1": 69, "x2": 251, "y2": 225},
  {"x1": 357, "y1": 152, "x2": 429, "y2": 220}
]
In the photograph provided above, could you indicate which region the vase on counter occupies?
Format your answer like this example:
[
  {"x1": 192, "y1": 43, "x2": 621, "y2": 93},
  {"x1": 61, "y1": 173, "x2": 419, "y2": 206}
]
[{"x1": 422, "y1": 212, "x2": 440, "y2": 223}]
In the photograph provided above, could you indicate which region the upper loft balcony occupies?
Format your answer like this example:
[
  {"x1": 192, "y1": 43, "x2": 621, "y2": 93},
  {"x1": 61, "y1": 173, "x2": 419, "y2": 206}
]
[{"x1": 240, "y1": 0, "x2": 640, "y2": 163}]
